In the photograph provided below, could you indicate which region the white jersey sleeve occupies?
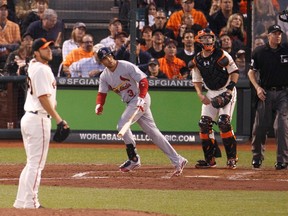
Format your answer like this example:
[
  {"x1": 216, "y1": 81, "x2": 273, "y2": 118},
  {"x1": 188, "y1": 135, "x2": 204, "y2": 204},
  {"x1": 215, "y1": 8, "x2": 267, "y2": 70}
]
[
  {"x1": 24, "y1": 59, "x2": 57, "y2": 112},
  {"x1": 99, "y1": 60, "x2": 147, "y2": 103},
  {"x1": 223, "y1": 50, "x2": 239, "y2": 74}
]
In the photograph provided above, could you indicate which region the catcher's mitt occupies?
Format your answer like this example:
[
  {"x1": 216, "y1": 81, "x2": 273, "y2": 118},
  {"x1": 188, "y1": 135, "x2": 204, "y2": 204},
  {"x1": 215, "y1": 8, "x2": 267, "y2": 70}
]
[
  {"x1": 53, "y1": 120, "x2": 70, "y2": 142},
  {"x1": 211, "y1": 92, "x2": 232, "y2": 108}
]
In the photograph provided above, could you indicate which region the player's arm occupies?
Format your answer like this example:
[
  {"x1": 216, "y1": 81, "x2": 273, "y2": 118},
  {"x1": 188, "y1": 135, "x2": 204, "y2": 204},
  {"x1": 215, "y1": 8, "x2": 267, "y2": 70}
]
[
  {"x1": 39, "y1": 94, "x2": 63, "y2": 124},
  {"x1": 191, "y1": 61, "x2": 210, "y2": 105},
  {"x1": 95, "y1": 92, "x2": 107, "y2": 115}
]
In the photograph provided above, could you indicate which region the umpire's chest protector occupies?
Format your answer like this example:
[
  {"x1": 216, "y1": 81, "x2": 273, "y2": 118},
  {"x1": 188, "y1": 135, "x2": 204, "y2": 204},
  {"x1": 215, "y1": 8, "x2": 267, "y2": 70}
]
[{"x1": 195, "y1": 49, "x2": 229, "y2": 90}]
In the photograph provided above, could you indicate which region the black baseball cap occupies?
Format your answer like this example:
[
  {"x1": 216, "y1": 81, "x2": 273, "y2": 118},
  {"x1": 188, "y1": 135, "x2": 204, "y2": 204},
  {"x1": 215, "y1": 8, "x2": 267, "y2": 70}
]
[
  {"x1": 32, "y1": 38, "x2": 54, "y2": 52},
  {"x1": 148, "y1": 58, "x2": 159, "y2": 65},
  {"x1": 268, "y1": 24, "x2": 283, "y2": 34},
  {"x1": 152, "y1": 29, "x2": 164, "y2": 36}
]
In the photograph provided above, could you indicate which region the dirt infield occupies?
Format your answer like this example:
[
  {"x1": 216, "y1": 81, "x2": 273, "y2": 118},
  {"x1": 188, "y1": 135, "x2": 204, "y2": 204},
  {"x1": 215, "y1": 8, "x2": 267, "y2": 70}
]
[{"x1": 0, "y1": 140, "x2": 288, "y2": 215}]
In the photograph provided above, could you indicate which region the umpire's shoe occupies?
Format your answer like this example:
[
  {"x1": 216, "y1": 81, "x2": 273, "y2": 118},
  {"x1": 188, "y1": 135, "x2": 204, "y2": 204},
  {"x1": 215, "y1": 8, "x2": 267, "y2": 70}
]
[
  {"x1": 275, "y1": 162, "x2": 288, "y2": 170},
  {"x1": 195, "y1": 159, "x2": 216, "y2": 169},
  {"x1": 119, "y1": 155, "x2": 141, "y2": 172}
]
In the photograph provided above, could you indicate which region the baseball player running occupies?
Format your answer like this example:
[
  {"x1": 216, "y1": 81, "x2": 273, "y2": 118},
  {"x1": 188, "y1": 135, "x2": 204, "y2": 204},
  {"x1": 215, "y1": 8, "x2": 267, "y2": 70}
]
[
  {"x1": 95, "y1": 47, "x2": 188, "y2": 176},
  {"x1": 14, "y1": 38, "x2": 69, "y2": 209},
  {"x1": 191, "y1": 28, "x2": 239, "y2": 169}
]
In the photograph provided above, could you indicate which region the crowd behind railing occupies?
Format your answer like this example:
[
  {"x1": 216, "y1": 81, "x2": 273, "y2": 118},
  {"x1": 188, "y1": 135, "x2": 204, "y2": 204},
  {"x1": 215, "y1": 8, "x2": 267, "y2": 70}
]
[{"x1": 0, "y1": 0, "x2": 287, "y2": 81}]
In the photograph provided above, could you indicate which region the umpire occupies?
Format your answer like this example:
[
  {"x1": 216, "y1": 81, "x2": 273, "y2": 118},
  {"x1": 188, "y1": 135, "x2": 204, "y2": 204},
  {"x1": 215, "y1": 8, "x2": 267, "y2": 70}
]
[{"x1": 248, "y1": 24, "x2": 288, "y2": 170}]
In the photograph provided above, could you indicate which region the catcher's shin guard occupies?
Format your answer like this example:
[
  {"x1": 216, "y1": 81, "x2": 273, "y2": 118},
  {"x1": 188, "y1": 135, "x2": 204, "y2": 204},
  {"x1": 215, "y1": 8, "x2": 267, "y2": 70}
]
[
  {"x1": 126, "y1": 144, "x2": 138, "y2": 162},
  {"x1": 218, "y1": 115, "x2": 237, "y2": 159},
  {"x1": 199, "y1": 116, "x2": 222, "y2": 163}
]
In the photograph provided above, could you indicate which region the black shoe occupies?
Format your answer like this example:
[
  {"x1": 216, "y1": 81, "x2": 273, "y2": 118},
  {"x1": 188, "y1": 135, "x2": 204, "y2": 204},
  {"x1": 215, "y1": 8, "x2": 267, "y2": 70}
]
[
  {"x1": 38, "y1": 205, "x2": 45, "y2": 208},
  {"x1": 275, "y1": 162, "x2": 288, "y2": 170},
  {"x1": 252, "y1": 159, "x2": 262, "y2": 168}
]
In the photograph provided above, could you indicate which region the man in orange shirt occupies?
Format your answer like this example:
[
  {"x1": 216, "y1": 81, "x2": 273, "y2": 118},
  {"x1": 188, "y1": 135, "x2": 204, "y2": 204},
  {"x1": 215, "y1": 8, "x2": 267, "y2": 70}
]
[
  {"x1": 158, "y1": 39, "x2": 187, "y2": 80},
  {"x1": 166, "y1": 0, "x2": 208, "y2": 37},
  {"x1": 0, "y1": 0, "x2": 21, "y2": 69},
  {"x1": 62, "y1": 34, "x2": 94, "y2": 77}
]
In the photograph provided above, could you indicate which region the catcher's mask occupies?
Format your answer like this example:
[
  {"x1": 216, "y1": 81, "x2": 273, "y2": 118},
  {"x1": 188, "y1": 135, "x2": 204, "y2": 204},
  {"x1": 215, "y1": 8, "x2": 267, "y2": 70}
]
[
  {"x1": 97, "y1": 47, "x2": 114, "y2": 61},
  {"x1": 195, "y1": 28, "x2": 216, "y2": 51}
]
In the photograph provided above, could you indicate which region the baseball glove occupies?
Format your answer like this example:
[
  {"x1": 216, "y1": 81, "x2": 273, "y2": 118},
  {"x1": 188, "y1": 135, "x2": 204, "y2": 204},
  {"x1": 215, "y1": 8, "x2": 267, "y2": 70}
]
[
  {"x1": 53, "y1": 120, "x2": 70, "y2": 142},
  {"x1": 211, "y1": 92, "x2": 232, "y2": 108}
]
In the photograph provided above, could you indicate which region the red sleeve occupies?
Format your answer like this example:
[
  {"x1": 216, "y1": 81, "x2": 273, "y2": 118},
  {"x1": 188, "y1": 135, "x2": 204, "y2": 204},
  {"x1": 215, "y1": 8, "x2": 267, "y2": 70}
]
[
  {"x1": 139, "y1": 78, "x2": 149, "y2": 98},
  {"x1": 96, "y1": 92, "x2": 107, "y2": 105}
]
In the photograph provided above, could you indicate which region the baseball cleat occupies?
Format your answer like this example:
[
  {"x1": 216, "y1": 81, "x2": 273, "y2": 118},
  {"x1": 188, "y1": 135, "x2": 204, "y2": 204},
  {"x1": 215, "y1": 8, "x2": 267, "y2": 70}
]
[
  {"x1": 172, "y1": 157, "x2": 188, "y2": 177},
  {"x1": 195, "y1": 160, "x2": 216, "y2": 169},
  {"x1": 227, "y1": 158, "x2": 237, "y2": 169},
  {"x1": 119, "y1": 155, "x2": 141, "y2": 172},
  {"x1": 252, "y1": 159, "x2": 262, "y2": 169},
  {"x1": 275, "y1": 162, "x2": 288, "y2": 170}
]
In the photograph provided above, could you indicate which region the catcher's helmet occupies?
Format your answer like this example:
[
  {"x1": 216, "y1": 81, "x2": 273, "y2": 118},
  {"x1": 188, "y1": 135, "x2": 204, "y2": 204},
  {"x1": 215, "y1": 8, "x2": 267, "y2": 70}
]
[
  {"x1": 195, "y1": 28, "x2": 216, "y2": 51},
  {"x1": 97, "y1": 47, "x2": 114, "y2": 61}
]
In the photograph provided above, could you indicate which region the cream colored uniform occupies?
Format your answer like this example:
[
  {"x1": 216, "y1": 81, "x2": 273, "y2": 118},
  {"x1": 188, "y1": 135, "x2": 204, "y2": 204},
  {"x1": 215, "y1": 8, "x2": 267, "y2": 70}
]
[{"x1": 14, "y1": 59, "x2": 56, "y2": 209}]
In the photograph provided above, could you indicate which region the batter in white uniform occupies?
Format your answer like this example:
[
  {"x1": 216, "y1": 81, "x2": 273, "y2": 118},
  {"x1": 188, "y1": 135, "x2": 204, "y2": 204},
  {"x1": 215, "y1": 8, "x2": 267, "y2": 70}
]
[
  {"x1": 95, "y1": 47, "x2": 188, "y2": 176},
  {"x1": 14, "y1": 38, "x2": 69, "y2": 209}
]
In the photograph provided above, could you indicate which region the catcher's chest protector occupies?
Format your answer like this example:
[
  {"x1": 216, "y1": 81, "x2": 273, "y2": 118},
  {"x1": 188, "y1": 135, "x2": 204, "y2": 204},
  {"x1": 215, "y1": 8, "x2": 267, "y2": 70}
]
[{"x1": 195, "y1": 49, "x2": 229, "y2": 90}]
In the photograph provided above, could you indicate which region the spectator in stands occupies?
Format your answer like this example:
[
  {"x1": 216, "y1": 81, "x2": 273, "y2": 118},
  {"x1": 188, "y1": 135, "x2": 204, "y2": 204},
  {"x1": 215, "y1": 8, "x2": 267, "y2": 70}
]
[
  {"x1": 115, "y1": 37, "x2": 152, "y2": 72},
  {"x1": 158, "y1": 39, "x2": 186, "y2": 80},
  {"x1": 5, "y1": 0, "x2": 18, "y2": 23},
  {"x1": 4, "y1": 32, "x2": 33, "y2": 76},
  {"x1": 253, "y1": 36, "x2": 265, "y2": 50},
  {"x1": 145, "y1": 2, "x2": 157, "y2": 27},
  {"x1": 24, "y1": 8, "x2": 63, "y2": 46},
  {"x1": 235, "y1": 49, "x2": 246, "y2": 79},
  {"x1": 24, "y1": 8, "x2": 64, "y2": 75},
  {"x1": 226, "y1": 13, "x2": 247, "y2": 45},
  {"x1": 62, "y1": 34, "x2": 94, "y2": 77},
  {"x1": 151, "y1": 8, "x2": 175, "y2": 40},
  {"x1": 176, "y1": 29, "x2": 196, "y2": 79},
  {"x1": 140, "y1": 25, "x2": 153, "y2": 51},
  {"x1": 15, "y1": 0, "x2": 36, "y2": 23},
  {"x1": 208, "y1": 0, "x2": 234, "y2": 36},
  {"x1": 166, "y1": 0, "x2": 208, "y2": 38},
  {"x1": 209, "y1": 0, "x2": 221, "y2": 16},
  {"x1": 0, "y1": 0, "x2": 21, "y2": 69},
  {"x1": 100, "y1": 18, "x2": 123, "y2": 51},
  {"x1": 62, "y1": 22, "x2": 86, "y2": 61},
  {"x1": 147, "y1": 29, "x2": 165, "y2": 59},
  {"x1": 114, "y1": 31, "x2": 129, "y2": 53},
  {"x1": 219, "y1": 33, "x2": 238, "y2": 59},
  {"x1": 176, "y1": 13, "x2": 202, "y2": 47},
  {"x1": 69, "y1": 43, "x2": 105, "y2": 78},
  {"x1": 177, "y1": 29, "x2": 196, "y2": 63},
  {"x1": 145, "y1": 57, "x2": 168, "y2": 79},
  {"x1": 20, "y1": 0, "x2": 48, "y2": 36}
]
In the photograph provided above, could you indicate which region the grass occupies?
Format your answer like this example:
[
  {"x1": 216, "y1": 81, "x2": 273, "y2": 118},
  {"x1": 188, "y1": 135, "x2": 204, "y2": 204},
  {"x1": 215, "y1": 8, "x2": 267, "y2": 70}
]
[{"x1": 0, "y1": 143, "x2": 286, "y2": 216}]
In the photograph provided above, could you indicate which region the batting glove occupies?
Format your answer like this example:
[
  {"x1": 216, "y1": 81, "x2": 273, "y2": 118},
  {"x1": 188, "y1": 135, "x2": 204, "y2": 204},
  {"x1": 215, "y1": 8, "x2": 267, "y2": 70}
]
[
  {"x1": 95, "y1": 104, "x2": 103, "y2": 115},
  {"x1": 136, "y1": 97, "x2": 145, "y2": 112}
]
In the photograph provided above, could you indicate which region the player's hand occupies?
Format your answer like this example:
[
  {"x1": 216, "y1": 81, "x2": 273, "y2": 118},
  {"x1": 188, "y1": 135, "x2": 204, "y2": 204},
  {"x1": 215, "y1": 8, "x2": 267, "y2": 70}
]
[
  {"x1": 136, "y1": 97, "x2": 145, "y2": 112},
  {"x1": 199, "y1": 94, "x2": 211, "y2": 105},
  {"x1": 95, "y1": 104, "x2": 103, "y2": 115}
]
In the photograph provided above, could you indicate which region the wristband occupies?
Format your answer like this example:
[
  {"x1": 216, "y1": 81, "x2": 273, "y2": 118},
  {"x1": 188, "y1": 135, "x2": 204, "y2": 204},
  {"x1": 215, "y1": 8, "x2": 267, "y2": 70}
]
[{"x1": 226, "y1": 81, "x2": 236, "y2": 91}]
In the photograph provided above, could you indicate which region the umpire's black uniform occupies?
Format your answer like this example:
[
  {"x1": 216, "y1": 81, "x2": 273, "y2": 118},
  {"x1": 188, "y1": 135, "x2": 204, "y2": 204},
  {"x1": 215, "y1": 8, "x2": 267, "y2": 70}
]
[{"x1": 249, "y1": 25, "x2": 288, "y2": 169}]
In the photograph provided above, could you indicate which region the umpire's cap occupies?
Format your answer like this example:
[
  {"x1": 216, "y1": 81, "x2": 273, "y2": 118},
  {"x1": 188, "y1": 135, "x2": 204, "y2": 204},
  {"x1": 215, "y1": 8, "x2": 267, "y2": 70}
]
[
  {"x1": 97, "y1": 47, "x2": 114, "y2": 61},
  {"x1": 32, "y1": 38, "x2": 54, "y2": 52}
]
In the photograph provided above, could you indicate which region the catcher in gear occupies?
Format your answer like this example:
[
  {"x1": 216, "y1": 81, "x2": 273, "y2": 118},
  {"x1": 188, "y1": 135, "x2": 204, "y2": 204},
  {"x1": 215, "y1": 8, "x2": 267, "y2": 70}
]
[{"x1": 191, "y1": 28, "x2": 239, "y2": 169}]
